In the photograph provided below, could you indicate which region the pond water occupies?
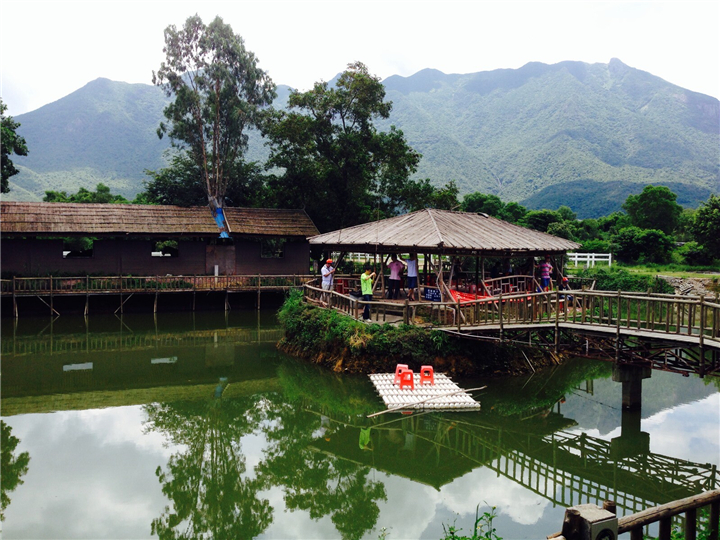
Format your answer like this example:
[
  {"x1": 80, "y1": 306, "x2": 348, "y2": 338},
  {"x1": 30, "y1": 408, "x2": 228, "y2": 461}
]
[{"x1": 1, "y1": 311, "x2": 718, "y2": 539}]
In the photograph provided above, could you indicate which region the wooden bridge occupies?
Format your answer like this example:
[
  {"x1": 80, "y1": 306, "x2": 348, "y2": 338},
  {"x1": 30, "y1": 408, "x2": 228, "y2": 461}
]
[{"x1": 304, "y1": 282, "x2": 720, "y2": 376}]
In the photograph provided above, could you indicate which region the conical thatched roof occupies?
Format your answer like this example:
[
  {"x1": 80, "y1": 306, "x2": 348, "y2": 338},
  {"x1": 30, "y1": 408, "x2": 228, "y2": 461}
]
[{"x1": 309, "y1": 208, "x2": 579, "y2": 256}]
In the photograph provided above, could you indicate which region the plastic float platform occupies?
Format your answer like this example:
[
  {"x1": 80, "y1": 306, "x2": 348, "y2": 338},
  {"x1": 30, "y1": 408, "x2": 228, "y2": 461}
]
[{"x1": 368, "y1": 372, "x2": 482, "y2": 412}]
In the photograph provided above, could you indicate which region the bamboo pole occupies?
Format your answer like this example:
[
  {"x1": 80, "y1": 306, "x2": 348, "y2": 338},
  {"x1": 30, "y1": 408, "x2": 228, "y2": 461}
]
[{"x1": 367, "y1": 386, "x2": 486, "y2": 418}]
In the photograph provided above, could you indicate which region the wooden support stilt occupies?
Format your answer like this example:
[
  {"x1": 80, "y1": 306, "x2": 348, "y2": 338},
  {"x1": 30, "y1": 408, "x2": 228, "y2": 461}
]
[{"x1": 12, "y1": 277, "x2": 17, "y2": 319}]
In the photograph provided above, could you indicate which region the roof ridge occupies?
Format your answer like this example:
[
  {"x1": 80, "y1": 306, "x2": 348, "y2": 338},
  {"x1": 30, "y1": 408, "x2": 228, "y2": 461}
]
[{"x1": 425, "y1": 208, "x2": 445, "y2": 246}]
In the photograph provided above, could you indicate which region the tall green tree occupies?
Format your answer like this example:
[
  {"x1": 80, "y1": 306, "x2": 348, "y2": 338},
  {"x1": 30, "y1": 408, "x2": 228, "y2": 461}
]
[
  {"x1": 264, "y1": 62, "x2": 421, "y2": 232},
  {"x1": 153, "y1": 14, "x2": 276, "y2": 211},
  {"x1": 622, "y1": 185, "x2": 682, "y2": 234},
  {"x1": 690, "y1": 194, "x2": 720, "y2": 259},
  {"x1": 1, "y1": 99, "x2": 29, "y2": 194}
]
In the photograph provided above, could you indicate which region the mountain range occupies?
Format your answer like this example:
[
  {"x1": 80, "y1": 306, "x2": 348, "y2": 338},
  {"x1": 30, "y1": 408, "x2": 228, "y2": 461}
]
[{"x1": 5, "y1": 58, "x2": 719, "y2": 218}]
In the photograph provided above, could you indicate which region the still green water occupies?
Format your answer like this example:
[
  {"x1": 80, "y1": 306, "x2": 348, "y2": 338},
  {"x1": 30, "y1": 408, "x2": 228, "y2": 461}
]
[{"x1": 1, "y1": 311, "x2": 718, "y2": 539}]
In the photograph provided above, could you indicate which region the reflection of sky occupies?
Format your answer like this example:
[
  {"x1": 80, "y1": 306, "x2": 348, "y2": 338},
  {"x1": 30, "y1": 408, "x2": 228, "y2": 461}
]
[
  {"x1": 2, "y1": 382, "x2": 718, "y2": 539},
  {"x1": 577, "y1": 393, "x2": 720, "y2": 466},
  {"x1": 3, "y1": 407, "x2": 176, "y2": 539}
]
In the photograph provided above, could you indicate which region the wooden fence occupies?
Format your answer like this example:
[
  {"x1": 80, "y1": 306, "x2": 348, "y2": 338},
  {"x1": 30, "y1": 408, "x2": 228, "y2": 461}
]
[
  {"x1": 548, "y1": 489, "x2": 719, "y2": 540},
  {"x1": 1, "y1": 275, "x2": 316, "y2": 295}
]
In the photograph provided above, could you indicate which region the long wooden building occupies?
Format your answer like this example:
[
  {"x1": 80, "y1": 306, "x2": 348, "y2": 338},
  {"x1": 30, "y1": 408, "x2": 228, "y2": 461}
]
[{"x1": 1, "y1": 202, "x2": 319, "y2": 276}]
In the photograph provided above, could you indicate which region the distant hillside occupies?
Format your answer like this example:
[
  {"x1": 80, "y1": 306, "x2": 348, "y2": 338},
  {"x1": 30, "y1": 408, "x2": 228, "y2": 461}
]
[
  {"x1": 6, "y1": 78, "x2": 172, "y2": 200},
  {"x1": 379, "y1": 59, "x2": 719, "y2": 215},
  {"x1": 5, "y1": 59, "x2": 719, "y2": 217}
]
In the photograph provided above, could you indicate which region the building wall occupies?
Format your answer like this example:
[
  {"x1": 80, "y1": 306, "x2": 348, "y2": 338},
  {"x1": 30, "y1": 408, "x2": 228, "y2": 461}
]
[{"x1": 1, "y1": 238, "x2": 311, "y2": 276}]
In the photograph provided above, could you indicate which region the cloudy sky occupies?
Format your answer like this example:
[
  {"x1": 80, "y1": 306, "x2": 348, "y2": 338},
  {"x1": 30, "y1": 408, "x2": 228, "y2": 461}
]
[{"x1": 1, "y1": 0, "x2": 719, "y2": 116}]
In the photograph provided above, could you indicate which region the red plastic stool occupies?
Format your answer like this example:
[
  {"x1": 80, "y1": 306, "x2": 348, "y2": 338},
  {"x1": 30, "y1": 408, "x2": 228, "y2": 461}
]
[
  {"x1": 398, "y1": 369, "x2": 414, "y2": 390},
  {"x1": 419, "y1": 365, "x2": 435, "y2": 386},
  {"x1": 393, "y1": 364, "x2": 409, "y2": 386}
]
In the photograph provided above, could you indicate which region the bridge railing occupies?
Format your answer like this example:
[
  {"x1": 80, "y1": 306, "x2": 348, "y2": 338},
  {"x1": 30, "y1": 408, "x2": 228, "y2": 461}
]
[
  {"x1": 549, "y1": 489, "x2": 720, "y2": 540},
  {"x1": 301, "y1": 284, "x2": 720, "y2": 348}
]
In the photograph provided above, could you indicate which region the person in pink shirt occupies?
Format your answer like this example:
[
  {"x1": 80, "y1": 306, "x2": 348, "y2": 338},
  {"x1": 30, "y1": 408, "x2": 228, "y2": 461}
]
[{"x1": 387, "y1": 254, "x2": 406, "y2": 300}]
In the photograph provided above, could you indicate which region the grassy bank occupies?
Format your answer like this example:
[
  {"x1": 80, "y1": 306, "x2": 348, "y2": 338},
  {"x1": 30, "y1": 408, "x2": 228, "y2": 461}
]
[{"x1": 277, "y1": 290, "x2": 557, "y2": 376}]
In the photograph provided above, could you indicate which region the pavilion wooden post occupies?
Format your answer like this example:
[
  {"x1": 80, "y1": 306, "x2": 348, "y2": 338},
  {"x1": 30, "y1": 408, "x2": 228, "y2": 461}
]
[{"x1": 475, "y1": 256, "x2": 480, "y2": 300}]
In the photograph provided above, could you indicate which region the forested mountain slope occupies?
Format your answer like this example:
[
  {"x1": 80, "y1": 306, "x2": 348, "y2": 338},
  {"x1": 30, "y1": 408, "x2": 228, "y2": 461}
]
[{"x1": 5, "y1": 59, "x2": 718, "y2": 217}]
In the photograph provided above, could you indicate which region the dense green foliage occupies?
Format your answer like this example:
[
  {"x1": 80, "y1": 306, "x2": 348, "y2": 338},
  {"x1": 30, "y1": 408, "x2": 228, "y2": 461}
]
[
  {"x1": 153, "y1": 14, "x2": 276, "y2": 208},
  {"x1": 277, "y1": 290, "x2": 527, "y2": 373},
  {"x1": 43, "y1": 182, "x2": 129, "y2": 204},
  {"x1": 690, "y1": 194, "x2": 720, "y2": 259},
  {"x1": 263, "y1": 62, "x2": 425, "y2": 232},
  {"x1": 1, "y1": 98, "x2": 29, "y2": 193},
  {"x1": 576, "y1": 267, "x2": 675, "y2": 294},
  {"x1": 622, "y1": 185, "x2": 683, "y2": 234}
]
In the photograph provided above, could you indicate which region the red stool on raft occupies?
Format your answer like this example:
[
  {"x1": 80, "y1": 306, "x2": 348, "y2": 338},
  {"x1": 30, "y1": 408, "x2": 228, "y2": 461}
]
[
  {"x1": 398, "y1": 369, "x2": 414, "y2": 390},
  {"x1": 393, "y1": 364, "x2": 409, "y2": 386},
  {"x1": 419, "y1": 365, "x2": 435, "y2": 386}
]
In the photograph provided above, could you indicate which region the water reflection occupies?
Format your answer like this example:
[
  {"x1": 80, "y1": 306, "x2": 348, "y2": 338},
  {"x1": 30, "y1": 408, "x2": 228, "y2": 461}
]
[
  {"x1": 145, "y1": 390, "x2": 273, "y2": 539},
  {"x1": 1, "y1": 313, "x2": 718, "y2": 539},
  {"x1": 0, "y1": 421, "x2": 30, "y2": 522}
]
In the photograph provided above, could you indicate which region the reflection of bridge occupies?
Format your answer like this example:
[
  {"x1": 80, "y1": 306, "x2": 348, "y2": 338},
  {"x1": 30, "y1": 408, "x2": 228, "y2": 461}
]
[{"x1": 311, "y1": 405, "x2": 718, "y2": 519}]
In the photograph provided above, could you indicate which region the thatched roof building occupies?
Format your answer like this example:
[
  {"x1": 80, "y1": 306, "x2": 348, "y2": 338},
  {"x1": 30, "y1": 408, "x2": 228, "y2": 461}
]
[
  {"x1": 0, "y1": 202, "x2": 318, "y2": 238},
  {"x1": 309, "y1": 208, "x2": 579, "y2": 256}
]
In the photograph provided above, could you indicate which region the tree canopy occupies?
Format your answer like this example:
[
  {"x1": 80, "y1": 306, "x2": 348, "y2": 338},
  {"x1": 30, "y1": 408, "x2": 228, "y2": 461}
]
[
  {"x1": 263, "y1": 62, "x2": 422, "y2": 232},
  {"x1": 43, "y1": 183, "x2": 130, "y2": 204},
  {"x1": 690, "y1": 194, "x2": 720, "y2": 259},
  {"x1": 622, "y1": 184, "x2": 682, "y2": 234},
  {"x1": 1, "y1": 99, "x2": 29, "y2": 194},
  {"x1": 153, "y1": 14, "x2": 276, "y2": 210}
]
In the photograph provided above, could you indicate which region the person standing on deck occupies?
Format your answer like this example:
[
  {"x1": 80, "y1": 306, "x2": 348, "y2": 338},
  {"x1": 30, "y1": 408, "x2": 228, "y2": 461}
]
[
  {"x1": 361, "y1": 264, "x2": 376, "y2": 321},
  {"x1": 538, "y1": 255, "x2": 553, "y2": 291},
  {"x1": 387, "y1": 254, "x2": 405, "y2": 300},
  {"x1": 402, "y1": 253, "x2": 419, "y2": 301},
  {"x1": 321, "y1": 259, "x2": 335, "y2": 303}
]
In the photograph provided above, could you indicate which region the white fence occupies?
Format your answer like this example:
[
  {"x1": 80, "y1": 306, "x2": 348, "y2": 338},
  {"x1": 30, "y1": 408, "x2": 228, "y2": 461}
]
[{"x1": 567, "y1": 252, "x2": 612, "y2": 268}]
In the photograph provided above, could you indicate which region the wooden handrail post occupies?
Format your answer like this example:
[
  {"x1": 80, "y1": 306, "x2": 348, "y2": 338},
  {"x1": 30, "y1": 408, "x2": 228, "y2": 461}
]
[
  {"x1": 404, "y1": 298, "x2": 409, "y2": 325},
  {"x1": 554, "y1": 291, "x2": 560, "y2": 353}
]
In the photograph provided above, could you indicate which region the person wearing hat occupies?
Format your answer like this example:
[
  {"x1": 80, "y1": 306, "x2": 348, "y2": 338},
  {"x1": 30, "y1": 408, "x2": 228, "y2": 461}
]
[{"x1": 321, "y1": 258, "x2": 336, "y2": 303}]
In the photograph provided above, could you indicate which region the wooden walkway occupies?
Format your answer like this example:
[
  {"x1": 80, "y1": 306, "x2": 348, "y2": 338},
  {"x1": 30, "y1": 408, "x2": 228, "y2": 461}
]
[
  {"x1": 304, "y1": 282, "x2": 720, "y2": 375},
  {"x1": 1, "y1": 274, "x2": 315, "y2": 316}
]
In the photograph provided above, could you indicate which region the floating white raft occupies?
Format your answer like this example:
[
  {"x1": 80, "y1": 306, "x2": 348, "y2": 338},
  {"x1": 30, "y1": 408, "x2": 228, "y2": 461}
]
[{"x1": 368, "y1": 372, "x2": 482, "y2": 411}]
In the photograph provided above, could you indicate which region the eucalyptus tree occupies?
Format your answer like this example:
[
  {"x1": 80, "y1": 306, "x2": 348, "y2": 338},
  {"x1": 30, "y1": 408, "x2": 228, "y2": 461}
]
[
  {"x1": 153, "y1": 14, "x2": 276, "y2": 227},
  {"x1": 1, "y1": 98, "x2": 29, "y2": 194}
]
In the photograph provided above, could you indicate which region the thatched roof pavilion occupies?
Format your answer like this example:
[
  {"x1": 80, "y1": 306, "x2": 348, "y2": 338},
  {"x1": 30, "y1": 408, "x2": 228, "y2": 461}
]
[{"x1": 309, "y1": 208, "x2": 579, "y2": 256}]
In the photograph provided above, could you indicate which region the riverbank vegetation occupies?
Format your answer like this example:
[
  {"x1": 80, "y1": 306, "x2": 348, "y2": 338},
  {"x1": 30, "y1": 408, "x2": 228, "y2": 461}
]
[{"x1": 277, "y1": 290, "x2": 559, "y2": 376}]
